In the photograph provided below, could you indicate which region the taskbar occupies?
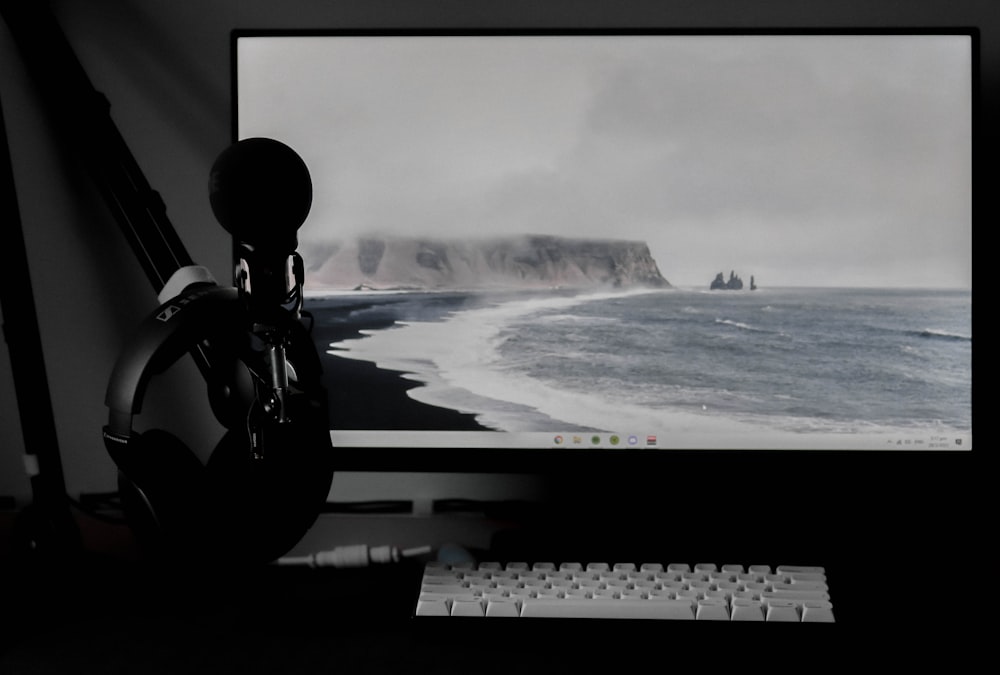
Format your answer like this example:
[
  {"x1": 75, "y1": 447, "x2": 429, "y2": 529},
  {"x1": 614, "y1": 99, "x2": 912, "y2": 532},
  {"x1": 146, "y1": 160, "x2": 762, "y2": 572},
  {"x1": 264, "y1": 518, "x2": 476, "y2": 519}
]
[{"x1": 329, "y1": 430, "x2": 972, "y2": 451}]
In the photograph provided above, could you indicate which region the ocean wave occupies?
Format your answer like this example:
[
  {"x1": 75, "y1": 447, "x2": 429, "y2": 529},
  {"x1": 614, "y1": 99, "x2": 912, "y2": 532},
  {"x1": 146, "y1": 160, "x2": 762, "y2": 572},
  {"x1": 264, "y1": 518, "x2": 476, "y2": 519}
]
[
  {"x1": 321, "y1": 286, "x2": 970, "y2": 437},
  {"x1": 715, "y1": 318, "x2": 761, "y2": 332},
  {"x1": 916, "y1": 328, "x2": 971, "y2": 342},
  {"x1": 325, "y1": 287, "x2": 729, "y2": 432}
]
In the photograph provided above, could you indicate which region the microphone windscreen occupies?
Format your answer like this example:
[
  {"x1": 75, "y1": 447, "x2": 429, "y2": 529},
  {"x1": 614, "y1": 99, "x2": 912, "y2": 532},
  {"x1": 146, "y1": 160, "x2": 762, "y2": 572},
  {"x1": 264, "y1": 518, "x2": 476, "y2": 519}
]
[{"x1": 209, "y1": 138, "x2": 312, "y2": 251}]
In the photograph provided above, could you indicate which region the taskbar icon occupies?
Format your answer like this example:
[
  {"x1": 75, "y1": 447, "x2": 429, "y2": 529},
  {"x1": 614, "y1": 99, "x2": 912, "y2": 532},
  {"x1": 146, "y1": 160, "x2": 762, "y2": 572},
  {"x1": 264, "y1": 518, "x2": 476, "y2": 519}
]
[{"x1": 552, "y1": 433, "x2": 660, "y2": 448}]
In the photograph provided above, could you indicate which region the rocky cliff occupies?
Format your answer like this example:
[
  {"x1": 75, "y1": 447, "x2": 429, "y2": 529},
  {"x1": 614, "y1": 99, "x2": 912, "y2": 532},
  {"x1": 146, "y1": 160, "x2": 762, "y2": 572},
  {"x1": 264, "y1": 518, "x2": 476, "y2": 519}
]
[{"x1": 304, "y1": 234, "x2": 670, "y2": 291}]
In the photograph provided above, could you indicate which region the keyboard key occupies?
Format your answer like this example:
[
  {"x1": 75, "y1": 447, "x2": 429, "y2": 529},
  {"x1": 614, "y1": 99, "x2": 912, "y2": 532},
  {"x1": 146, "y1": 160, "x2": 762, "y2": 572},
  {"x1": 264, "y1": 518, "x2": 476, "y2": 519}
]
[
  {"x1": 696, "y1": 598, "x2": 730, "y2": 621},
  {"x1": 765, "y1": 600, "x2": 801, "y2": 622},
  {"x1": 451, "y1": 599, "x2": 485, "y2": 617},
  {"x1": 777, "y1": 565, "x2": 825, "y2": 575},
  {"x1": 485, "y1": 598, "x2": 520, "y2": 618},
  {"x1": 788, "y1": 573, "x2": 828, "y2": 583},
  {"x1": 731, "y1": 599, "x2": 765, "y2": 622},
  {"x1": 521, "y1": 597, "x2": 695, "y2": 620},
  {"x1": 761, "y1": 590, "x2": 831, "y2": 603},
  {"x1": 415, "y1": 597, "x2": 452, "y2": 616},
  {"x1": 801, "y1": 601, "x2": 836, "y2": 623},
  {"x1": 772, "y1": 581, "x2": 829, "y2": 592}
]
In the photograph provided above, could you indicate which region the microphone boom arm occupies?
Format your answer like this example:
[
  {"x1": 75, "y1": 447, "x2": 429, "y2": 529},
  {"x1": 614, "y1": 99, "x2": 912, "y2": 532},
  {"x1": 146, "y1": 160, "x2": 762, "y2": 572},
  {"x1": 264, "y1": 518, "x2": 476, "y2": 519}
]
[{"x1": 1, "y1": 0, "x2": 213, "y2": 377}]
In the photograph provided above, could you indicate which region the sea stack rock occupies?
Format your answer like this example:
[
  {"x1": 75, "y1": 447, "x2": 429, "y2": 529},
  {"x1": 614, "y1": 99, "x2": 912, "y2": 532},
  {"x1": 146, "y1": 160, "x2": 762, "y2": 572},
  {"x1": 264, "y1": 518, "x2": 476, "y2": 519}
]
[{"x1": 711, "y1": 270, "x2": 745, "y2": 290}]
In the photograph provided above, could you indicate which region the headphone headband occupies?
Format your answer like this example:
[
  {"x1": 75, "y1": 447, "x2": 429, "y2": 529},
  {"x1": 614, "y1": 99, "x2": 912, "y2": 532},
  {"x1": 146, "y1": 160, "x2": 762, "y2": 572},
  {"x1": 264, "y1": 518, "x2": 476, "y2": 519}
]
[{"x1": 103, "y1": 285, "x2": 240, "y2": 437}]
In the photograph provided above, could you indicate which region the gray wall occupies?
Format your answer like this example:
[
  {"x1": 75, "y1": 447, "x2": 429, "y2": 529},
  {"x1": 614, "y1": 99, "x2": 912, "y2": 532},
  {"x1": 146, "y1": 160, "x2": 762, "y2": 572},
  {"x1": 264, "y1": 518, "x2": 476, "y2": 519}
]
[{"x1": 1, "y1": 0, "x2": 992, "y2": 507}]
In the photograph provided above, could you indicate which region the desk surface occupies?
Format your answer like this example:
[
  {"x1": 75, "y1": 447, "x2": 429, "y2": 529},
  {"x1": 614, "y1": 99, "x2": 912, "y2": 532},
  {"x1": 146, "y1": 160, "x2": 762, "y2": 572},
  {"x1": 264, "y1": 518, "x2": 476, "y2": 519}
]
[
  {"x1": 0, "y1": 549, "x2": 981, "y2": 672},
  {"x1": 1, "y1": 472, "x2": 985, "y2": 671}
]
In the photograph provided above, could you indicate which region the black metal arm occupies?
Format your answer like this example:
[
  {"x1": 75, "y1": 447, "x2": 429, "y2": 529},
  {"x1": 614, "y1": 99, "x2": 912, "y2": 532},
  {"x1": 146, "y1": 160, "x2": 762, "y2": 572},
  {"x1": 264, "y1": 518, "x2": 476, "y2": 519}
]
[{"x1": 1, "y1": 0, "x2": 195, "y2": 293}]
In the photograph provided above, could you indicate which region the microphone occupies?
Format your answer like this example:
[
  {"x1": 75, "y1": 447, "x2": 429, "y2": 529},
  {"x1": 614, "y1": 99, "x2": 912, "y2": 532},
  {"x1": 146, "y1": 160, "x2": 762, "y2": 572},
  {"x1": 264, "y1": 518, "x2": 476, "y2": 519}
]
[
  {"x1": 208, "y1": 138, "x2": 313, "y2": 429},
  {"x1": 209, "y1": 137, "x2": 312, "y2": 317},
  {"x1": 209, "y1": 137, "x2": 312, "y2": 252}
]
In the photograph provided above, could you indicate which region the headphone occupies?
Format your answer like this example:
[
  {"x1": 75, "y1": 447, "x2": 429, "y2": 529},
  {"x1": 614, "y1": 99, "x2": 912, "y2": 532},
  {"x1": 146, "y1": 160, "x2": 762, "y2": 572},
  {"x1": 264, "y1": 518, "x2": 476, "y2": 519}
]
[{"x1": 102, "y1": 282, "x2": 334, "y2": 565}]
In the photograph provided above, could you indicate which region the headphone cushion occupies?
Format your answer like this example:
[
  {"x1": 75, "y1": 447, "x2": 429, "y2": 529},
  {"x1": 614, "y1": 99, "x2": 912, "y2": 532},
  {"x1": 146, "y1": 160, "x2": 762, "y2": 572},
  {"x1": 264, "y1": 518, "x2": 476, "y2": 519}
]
[
  {"x1": 206, "y1": 420, "x2": 333, "y2": 564},
  {"x1": 118, "y1": 429, "x2": 212, "y2": 555}
]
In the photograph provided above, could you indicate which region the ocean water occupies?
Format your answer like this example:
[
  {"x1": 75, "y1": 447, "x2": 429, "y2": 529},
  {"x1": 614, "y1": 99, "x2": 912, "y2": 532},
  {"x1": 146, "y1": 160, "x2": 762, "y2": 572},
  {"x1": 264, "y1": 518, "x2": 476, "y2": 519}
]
[{"x1": 316, "y1": 287, "x2": 972, "y2": 439}]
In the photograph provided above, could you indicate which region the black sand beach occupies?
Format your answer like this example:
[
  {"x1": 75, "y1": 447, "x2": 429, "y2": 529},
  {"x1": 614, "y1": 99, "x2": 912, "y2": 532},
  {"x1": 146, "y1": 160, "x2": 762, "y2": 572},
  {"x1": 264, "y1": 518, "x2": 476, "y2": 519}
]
[{"x1": 304, "y1": 293, "x2": 491, "y2": 432}]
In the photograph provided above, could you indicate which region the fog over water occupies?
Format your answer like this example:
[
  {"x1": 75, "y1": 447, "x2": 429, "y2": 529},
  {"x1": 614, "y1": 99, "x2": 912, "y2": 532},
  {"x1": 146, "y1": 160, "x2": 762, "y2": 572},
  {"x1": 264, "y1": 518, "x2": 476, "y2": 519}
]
[{"x1": 238, "y1": 34, "x2": 972, "y2": 289}]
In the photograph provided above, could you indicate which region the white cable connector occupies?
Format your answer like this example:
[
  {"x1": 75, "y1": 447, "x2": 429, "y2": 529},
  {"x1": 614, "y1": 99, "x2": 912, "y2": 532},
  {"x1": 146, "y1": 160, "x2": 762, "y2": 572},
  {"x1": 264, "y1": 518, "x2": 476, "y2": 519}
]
[
  {"x1": 22, "y1": 454, "x2": 40, "y2": 477},
  {"x1": 276, "y1": 544, "x2": 433, "y2": 568}
]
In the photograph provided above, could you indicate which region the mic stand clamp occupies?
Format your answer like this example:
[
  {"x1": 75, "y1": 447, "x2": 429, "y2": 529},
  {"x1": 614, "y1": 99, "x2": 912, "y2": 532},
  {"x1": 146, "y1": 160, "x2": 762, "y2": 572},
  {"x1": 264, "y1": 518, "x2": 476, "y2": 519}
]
[{"x1": 235, "y1": 244, "x2": 308, "y2": 455}]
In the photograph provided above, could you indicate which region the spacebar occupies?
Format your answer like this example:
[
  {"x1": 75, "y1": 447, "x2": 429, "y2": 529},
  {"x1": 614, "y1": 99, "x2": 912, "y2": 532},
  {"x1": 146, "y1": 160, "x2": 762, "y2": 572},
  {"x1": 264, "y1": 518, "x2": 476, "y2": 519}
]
[{"x1": 520, "y1": 598, "x2": 695, "y2": 620}]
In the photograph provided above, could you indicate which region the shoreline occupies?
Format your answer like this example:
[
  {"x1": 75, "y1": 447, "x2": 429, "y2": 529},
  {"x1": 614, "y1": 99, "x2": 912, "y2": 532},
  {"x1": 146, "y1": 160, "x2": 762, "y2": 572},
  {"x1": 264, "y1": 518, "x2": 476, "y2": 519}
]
[
  {"x1": 302, "y1": 287, "x2": 971, "y2": 438},
  {"x1": 304, "y1": 294, "x2": 491, "y2": 432}
]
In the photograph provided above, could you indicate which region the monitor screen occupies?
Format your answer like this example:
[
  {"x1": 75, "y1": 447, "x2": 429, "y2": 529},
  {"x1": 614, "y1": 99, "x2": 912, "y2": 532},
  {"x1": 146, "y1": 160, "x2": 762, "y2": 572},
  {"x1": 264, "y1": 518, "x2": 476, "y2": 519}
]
[{"x1": 233, "y1": 31, "x2": 973, "y2": 468}]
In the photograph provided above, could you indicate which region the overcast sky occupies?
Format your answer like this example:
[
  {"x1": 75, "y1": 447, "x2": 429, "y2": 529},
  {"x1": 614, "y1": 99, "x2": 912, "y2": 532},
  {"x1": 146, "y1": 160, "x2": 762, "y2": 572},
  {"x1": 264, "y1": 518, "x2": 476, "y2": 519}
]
[{"x1": 238, "y1": 34, "x2": 972, "y2": 288}]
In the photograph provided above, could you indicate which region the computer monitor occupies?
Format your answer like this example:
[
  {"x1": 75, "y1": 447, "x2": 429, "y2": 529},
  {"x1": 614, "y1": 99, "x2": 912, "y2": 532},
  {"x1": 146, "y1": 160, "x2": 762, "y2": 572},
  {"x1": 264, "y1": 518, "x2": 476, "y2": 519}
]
[{"x1": 232, "y1": 30, "x2": 973, "y2": 476}]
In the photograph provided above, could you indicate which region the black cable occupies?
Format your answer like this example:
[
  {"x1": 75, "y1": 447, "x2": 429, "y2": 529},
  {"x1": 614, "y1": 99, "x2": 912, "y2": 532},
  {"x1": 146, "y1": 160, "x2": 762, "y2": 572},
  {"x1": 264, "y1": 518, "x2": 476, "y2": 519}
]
[
  {"x1": 67, "y1": 495, "x2": 127, "y2": 525},
  {"x1": 321, "y1": 500, "x2": 414, "y2": 515},
  {"x1": 432, "y1": 499, "x2": 540, "y2": 519},
  {"x1": 69, "y1": 490, "x2": 416, "y2": 518}
]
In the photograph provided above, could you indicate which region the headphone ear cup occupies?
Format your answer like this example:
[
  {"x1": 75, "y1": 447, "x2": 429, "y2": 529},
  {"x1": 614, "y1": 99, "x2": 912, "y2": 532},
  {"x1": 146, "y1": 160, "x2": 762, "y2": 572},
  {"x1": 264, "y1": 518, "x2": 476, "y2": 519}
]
[
  {"x1": 118, "y1": 429, "x2": 213, "y2": 558},
  {"x1": 205, "y1": 417, "x2": 333, "y2": 564},
  {"x1": 206, "y1": 350, "x2": 257, "y2": 431}
]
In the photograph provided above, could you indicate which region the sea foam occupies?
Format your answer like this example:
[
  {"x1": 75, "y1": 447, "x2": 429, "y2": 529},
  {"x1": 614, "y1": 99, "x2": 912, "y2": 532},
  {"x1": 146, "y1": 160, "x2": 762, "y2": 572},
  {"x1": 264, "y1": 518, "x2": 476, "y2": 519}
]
[{"x1": 325, "y1": 288, "x2": 743, "y2": 432}]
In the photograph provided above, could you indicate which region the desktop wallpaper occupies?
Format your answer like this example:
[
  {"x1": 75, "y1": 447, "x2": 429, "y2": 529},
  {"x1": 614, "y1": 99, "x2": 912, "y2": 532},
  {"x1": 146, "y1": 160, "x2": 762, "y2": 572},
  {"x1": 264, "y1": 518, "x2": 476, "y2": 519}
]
[{"x1": 239, "y1": 34, "x2": 972, "y2": 449}]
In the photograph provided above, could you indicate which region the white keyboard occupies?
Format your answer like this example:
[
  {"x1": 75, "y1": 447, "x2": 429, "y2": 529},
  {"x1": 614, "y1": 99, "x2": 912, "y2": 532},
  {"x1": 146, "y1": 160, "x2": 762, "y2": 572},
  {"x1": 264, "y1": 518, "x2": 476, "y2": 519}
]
[{"x1": 414, "y1": 561, "x2": 834, "y2": 622}]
